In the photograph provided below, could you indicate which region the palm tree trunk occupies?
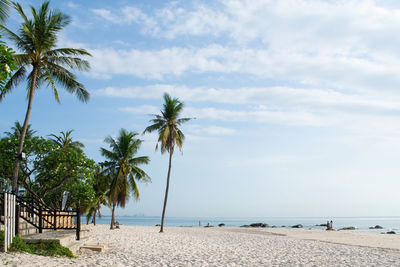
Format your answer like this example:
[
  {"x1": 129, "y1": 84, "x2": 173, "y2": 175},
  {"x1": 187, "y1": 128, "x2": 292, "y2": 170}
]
[
  {"x1": 160, "y1": 148, "x2": 174, "y2": 233},
  {"x1": 110, "y1": 202, "x2": 116, "y2": 229},
  {"x1": 93, "y1": 209, "x2": 96, "y2": 226},
  {"x1": 11, "y1": 66, "x2": 38, "y2": 194}
]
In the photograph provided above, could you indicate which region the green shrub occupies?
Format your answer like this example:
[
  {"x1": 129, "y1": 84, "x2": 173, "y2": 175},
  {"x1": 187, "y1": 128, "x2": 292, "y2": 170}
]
[
  {"x1": 9, "y1": 236, "x2": 74, "y2": 258},
  {"x1": 0, "y1": 230, "x2": 3, "y2": 249},
  {"x1": 10, "y1": 236, "x2": 35, "y2": 253}
]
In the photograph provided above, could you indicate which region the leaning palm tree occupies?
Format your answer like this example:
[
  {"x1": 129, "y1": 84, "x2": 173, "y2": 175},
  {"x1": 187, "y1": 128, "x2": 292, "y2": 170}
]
[
  {"x1": 101, "y1": 129, "x2": 151, "y2": 229},
  {"x1": 0, "y1": 2, "x2": 91, "y2": 194},
  {"x1": 143, "y1": 93, "x2": 191, "y2": 233},
  {"x1": 49, "y1": 130, "x2": 84, "y2": 150}
]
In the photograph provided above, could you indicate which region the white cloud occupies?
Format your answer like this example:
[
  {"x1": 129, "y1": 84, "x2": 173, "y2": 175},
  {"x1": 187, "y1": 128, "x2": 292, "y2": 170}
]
[
  {"x1": 85, "y1": 1, "x2": 400, "y2": 93},
  {"x1": 86, "y1": 44, "x2": 400, "y2": 92},
  {"x1": 96, "y1": 84, "x2": 400, "y2": 115},
  {"x1": 92, "y1": 7, "x2": 158, "y2": 34},
  {"x1": 119, "y1": 104, "x2": 323, "y2": 127},
  {"x1": 186, "y1": 125, "x2": 236, "y2": 135},
  {"x1": 66, "y1": 2, "x2": 79, "y2": 9},
  {"x1": 227, "y1": 155, "x2": 320, "y2": 166}
]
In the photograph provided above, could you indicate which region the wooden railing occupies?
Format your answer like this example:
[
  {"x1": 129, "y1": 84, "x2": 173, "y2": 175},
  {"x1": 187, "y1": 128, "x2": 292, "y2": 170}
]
[{"x1": 1, "y1": 193, "x2": 81, "y2": 240}]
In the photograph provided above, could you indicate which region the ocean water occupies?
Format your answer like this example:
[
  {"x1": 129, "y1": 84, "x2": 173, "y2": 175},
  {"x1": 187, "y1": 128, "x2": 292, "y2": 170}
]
[{"x1": 85, "y1": 216, "x2": 400, "y2": 233}]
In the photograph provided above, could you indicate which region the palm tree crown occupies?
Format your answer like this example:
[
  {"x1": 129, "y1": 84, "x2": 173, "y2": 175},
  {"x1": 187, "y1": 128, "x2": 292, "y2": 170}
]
[
  {"x1": 49, "y1": 130, "x2": 84, "y2": 150},
  {"x1": 100, "y1": 129, "x2": 151, "y2": 229},
  {"x1": 144, "y1": 93, "x2": 191, "y2": 154},
  {"x1": 4, "y1": 121, "x2": 36, "y2": 139},
  {"x1": 0, "y1": 1, "x2": 91, "y2": 102}
]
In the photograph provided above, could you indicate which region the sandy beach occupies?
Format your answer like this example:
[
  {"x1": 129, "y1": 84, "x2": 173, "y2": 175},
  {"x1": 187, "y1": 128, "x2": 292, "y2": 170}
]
[{"x1": 1, "y1": 225, "x2": 400, "y2": 266}]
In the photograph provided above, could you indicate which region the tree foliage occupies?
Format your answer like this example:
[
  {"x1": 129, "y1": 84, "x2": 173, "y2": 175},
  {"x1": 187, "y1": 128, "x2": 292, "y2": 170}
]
[{"x1": 0, "y1": 124, "x2": 96, "y2": 210}]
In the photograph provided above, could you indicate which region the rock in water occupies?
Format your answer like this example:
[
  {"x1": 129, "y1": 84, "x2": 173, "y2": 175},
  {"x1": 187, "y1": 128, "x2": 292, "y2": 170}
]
[
  {"x1": 339, "y1": 227, "x2": 356, "y2": 230},
  {"x1": 291, "y1": 224, "x2": 303, "y2": 228},
  {"x1": 218, "y1": 223, "x2": 225, "y2": 227},
  {"x1": 369, "y1": 225, "x2": 383, "y2": 229},
  {"x1": 250, "y1": 223, "x2": 269, "y2": 228},
  {"x1": 387, "y1": 231, "x2": 396, "y2": 234}
]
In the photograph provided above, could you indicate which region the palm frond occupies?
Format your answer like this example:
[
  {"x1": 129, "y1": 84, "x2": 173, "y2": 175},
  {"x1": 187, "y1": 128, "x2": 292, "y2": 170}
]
[
  {"x1": 46, "y1": 62, "x2": 90, "y2": 102},
  {"x1": 0, "y1": 66, "x2": 26, "y2": 102}
]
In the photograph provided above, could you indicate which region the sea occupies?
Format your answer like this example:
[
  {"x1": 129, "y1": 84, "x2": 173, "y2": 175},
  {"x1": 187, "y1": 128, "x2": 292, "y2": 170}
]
[{"x1": 87, "y1": 216, "x2": 400, "y2": 233}]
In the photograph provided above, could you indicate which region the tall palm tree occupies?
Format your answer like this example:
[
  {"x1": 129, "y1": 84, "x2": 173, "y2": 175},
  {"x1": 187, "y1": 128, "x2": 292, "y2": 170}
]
[
  {"x1": 101, "y1": 129, "x2": 151, "y2": 229},
  {"x1": 49, "y1": 130, "x2": 84, "y2": 150},
  {"x1": 0, "y1": 2, "x2": 91, "y2": 194},
  {"x1": 143, "y1": 93, "x2": 191, "y2": 233}
]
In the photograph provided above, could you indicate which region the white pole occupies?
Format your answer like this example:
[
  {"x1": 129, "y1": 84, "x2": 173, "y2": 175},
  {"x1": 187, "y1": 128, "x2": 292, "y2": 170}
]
[
  {"x1": 11, "y1": 195, "x2": 15, "y2": 238},
  {"x1": 7, "y1": 193, "x2": 11, "y2": 249},
  {"x1": 4, "y1": 193, "x2": 8, "y2": 252}
]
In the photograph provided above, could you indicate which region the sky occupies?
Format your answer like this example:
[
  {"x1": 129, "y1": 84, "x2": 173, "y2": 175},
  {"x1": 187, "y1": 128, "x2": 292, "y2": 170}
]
[{"x1": 1, "y1": 0, "x2": 400, "y2": 218}]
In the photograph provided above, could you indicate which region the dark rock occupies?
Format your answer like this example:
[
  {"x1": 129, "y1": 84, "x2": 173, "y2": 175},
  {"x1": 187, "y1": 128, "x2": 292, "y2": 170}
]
[
  {"x1": 339, "y1": 227, "x2": 356, "y2": 230},
  {"x1": 240, "y1": 225, "x2": 250, "y2": 228},
  {"x1": 316, "y1": 224, "x2": 328, "y2": 227},
  {"x1": 387, "y1": 231, "x2": 396, "y2": 234},
  {"x1": 218, "y1": 223, "x2": 225, "y2": 227},
  {"x1": 155, "y1": 224, "x2": 161, "y2": 226},
  {"x1": 250, "y1": 223, "x2": 269, "y2": 228},
  {"x1": 369, "y1": 225, "x2": 383, "y2": 229},
  {"x1": 291, "y1": 224, "x2": 303, "y2": 228},
  {"x1": 271, "y1": 225, "x2": 277, "y2": 228},
  {"x1": 281, "y1": 225, "x2": 286, "y2": 228}
]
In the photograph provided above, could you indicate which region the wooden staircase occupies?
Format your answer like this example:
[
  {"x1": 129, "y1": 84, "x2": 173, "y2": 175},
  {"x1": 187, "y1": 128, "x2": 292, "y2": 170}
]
[{"x1": 0, "y1": 193, "x2": 81, "y2": 240}]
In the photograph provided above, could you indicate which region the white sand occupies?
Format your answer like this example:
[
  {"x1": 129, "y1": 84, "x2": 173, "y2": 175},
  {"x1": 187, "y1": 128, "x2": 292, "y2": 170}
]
[{"x1": 1, "y1": 225, "x2": 400, "y2": 266}]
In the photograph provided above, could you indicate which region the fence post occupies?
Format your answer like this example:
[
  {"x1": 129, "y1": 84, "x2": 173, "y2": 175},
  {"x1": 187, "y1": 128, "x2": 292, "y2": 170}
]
[
  {"x1": 38, "y1": 205, "x2": 42, "y2": 234},
  {"x1": 7, "y1": 194, "x2": 11, "y2": 250},
  {"x1": 76, "y1": 206, "x2": 80, "y2": 240},
  {"x1": 11, "y1": 195, "x2": 14, "y2": 239},
  {"x1": 54, "y1": 209, "x2": 57, "y2": 230},
  {"x1": 15, "y1": 204, "x2": 20, "y2": 236},
  {"x1": 4, "y1": 193, "x2": 8, "y2": 252}
]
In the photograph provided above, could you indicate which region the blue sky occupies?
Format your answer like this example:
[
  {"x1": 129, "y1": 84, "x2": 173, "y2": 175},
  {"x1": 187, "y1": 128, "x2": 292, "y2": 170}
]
[{"x1": 2, "y1": 0, "x2": 400, "y2": 217}]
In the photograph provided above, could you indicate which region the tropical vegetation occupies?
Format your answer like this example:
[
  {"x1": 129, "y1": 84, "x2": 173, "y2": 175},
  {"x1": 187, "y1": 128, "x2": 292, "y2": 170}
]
[
  {"x1": 144, "y1": 93, "x2": 191, "y2": 232},
  {"x1": 0, "y1": 124, "x2": 96, "y2": 211},
  {"x1": 0, "y1": 0, "x2": 17, "y2": 93},
  {"x1": 0, "y1": 1, "x2": 92, "y2": 194},
  {"x1": 100, "y1": 129, "x2": 151, "y2": 229}
]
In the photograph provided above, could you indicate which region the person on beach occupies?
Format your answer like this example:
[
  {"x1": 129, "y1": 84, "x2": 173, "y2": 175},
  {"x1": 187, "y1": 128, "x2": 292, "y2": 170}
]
[{"x1": 327, "y1": 220, "x2": 332, "y2": 230}]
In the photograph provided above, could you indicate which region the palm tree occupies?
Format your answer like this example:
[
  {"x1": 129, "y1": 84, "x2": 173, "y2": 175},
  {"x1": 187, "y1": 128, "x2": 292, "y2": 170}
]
[
  {"x1": 49, "y1": 130, "x2": 84, "y2": 150},
  {"x1": 0, "y1": 2, "x2": 91, "y2": 194},
  {"x1": 143, "y1": 93, "x2": 191, "y2": 233},
  {"x1": 86, "y1": 167, "x2": 111, "y2": 226},
  {"x1": 4, "y1": 121, "x2": 36, "y2": 139},
  {"x1": 101, "y1": 129, "x2": 151, "y2": 229}
]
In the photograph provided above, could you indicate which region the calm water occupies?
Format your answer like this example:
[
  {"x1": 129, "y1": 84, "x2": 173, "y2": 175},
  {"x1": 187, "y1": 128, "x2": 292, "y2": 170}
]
[{"x1": 86, "y1": 216, "x2": 400, "y2": 233}]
